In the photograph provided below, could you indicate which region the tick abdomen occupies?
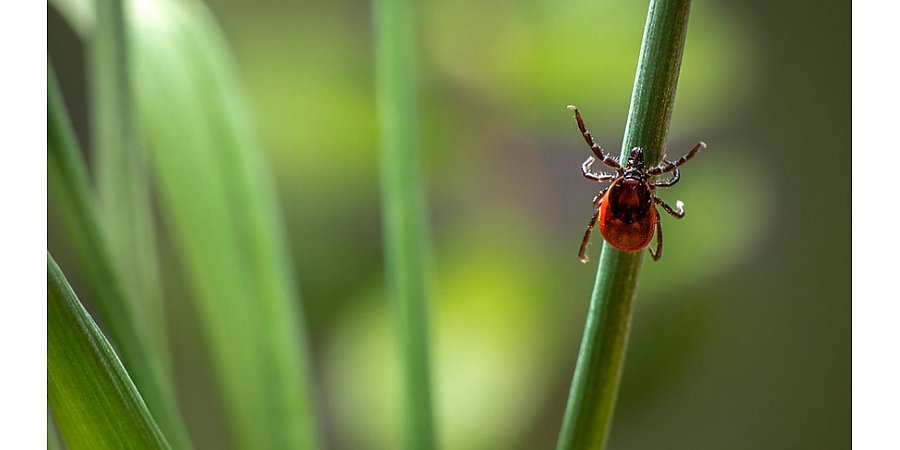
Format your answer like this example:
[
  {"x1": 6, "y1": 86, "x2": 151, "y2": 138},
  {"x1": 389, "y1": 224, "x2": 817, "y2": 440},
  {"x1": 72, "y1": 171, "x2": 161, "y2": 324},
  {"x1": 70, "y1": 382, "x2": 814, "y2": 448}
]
[
  {"x1": 599, "y1": 179, "x2": 657, "y2": 252},
  {"x1": 606, "y1": 179, "x2": 653, "y2": 223}
]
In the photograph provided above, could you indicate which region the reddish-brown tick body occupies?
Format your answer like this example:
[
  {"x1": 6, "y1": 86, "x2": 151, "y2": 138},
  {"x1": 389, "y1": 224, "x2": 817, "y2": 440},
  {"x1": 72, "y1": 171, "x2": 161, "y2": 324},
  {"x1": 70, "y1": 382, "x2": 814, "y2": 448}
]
[
  {"x1": 567, "y1": 105, "x2": 706, "y2": 262},
  {"x1": 599, "y1": 177, "x2": 658, "y2": 252}
]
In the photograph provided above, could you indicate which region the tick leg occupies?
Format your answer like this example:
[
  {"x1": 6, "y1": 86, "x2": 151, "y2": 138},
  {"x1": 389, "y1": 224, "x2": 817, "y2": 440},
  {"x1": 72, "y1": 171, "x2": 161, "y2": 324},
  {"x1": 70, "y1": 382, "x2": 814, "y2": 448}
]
[
  {"x1": 654, "y1": 196, "x2": 685, "y2": 219},
  {"x1": 579, "y1": 208, "x2": 601, "y2": 263},
  {"x1": 648, "y1": 141, "x2": 706, "y2": 175},
  {"x1": 568, "y1": 105, "x2": 623, "y2": 173},
  {"x1": 582, "y1": 157, "x2": 617, "y2": 183},
  {"x1": 652, "y1": 164, "x2": 680, "y2": 188},
  {"x1": 648, "y1": 219, "x2": 664, "y2": 261},
  {"x1": 592, "y1": 188, "x2": 607, "y2": 208},
  {"x1": 579, "y1": 187, "x2": 609, "y2": 263}
]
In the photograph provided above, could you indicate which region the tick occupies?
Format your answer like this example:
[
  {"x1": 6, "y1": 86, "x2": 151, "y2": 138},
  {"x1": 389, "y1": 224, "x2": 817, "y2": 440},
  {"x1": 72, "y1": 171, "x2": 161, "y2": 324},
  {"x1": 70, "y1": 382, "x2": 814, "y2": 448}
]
[{"x1": 567, "y1": 105, "x2": 707, "y2": 263}]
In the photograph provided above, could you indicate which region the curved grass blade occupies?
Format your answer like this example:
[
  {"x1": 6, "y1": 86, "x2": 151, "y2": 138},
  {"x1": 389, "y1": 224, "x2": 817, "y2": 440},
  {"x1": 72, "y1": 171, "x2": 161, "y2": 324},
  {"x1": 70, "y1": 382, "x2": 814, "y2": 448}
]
[
  {"x1": 90, "y1": 0, "x2": 168, "y2": 372},
  {"x1": 125, "y1": 0, "x2": 320, "y2": 447},
  {"x1": 48, "y1": 252, "x2": 170, "y2": 450},
  {"x1": 48, "y1": 64, "x2": 193, "y2": 449}
]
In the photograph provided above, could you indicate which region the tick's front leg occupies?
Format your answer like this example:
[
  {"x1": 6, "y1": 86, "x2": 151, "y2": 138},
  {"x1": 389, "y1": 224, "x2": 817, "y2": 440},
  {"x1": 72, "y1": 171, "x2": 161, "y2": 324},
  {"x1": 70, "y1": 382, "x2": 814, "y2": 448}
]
[
  {"x1": 582, "y1": 157, "x2": 617, "y2": 183},
  {"x1": 569, "y1": 105, "x2": 624, "y2": 173}
]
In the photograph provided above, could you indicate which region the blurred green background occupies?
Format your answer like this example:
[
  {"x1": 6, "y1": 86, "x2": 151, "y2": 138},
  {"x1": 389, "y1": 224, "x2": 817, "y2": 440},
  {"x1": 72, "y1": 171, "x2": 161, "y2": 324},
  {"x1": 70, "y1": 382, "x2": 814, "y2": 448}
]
[{"x1": 48, "y1": 0, "x2": 849, "y2": 448}]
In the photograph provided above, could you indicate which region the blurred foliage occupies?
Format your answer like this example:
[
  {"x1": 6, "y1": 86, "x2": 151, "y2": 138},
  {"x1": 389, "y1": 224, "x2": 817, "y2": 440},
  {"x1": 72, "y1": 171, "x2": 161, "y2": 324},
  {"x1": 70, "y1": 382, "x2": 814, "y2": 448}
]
[
  {"x1": 125, "y1": 0, "x2": 320, "y2": 447},
  {"x1": 48, "y1": 0, "x2": 850, "y2": 447},
  {"x1": 326, "y1": 218, "x2": 565, "y2": 449},
  {"x1": 49, "y1": 63, "x2": 191, "y2": 447},
  {"x1": 373, "y1": 0, "x2": 438, "y2": 446},
  {"x1": 48, "y1": 253, "x2": 170, "y2": 450},
  {"x1": 50, "y1": 0, "x2": 319, "y2": 447}
]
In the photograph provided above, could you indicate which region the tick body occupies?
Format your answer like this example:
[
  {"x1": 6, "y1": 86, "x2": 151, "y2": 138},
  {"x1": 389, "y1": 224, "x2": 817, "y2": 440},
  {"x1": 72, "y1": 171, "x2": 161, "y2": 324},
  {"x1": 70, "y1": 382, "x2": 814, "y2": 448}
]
[
  {"x1": 568, "y1": 105, "x2": 706, "y2": 263},
  {"x1": 599, "y1": 177, "x2": 658, "y2": 252}
]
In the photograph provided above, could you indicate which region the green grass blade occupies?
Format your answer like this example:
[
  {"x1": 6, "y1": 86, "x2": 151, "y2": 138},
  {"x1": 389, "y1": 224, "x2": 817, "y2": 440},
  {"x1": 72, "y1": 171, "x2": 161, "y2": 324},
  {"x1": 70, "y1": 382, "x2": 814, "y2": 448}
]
[
  {"x1": 48, "y1": 252, "x2": 170, "y2": 450},
  {"x1": 373, "y1": 0, "x2": 437, "y2": 447},
  {"x1": 48, "y1": 64, "x2": 193, "y2": 450},
  {"x1": 556, "y1": 1, "x2": 696, "y2": 449},
  {"x1": 49, "y1": 0, "x2": 92, "y2": 36},
  {"x1": 48, "y1": 412, "x2": 62, "y2": 450},
  {"x1": 90, "y1": 0, "x2": 168, "y2": 371},
  {"x1": 125, "y1": 0, "x2": 319, "y2": 447}
]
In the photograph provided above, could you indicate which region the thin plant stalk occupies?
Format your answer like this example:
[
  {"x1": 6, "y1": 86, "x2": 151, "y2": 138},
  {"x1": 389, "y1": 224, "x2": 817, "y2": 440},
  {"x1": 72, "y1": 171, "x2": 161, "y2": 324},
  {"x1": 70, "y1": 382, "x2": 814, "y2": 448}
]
[
  {"x1": 373, "y1": 0, "x2": 437, "y2": 447},
  {"x1": 556, "y1": 1, "x2": 696, "y2": 449}
]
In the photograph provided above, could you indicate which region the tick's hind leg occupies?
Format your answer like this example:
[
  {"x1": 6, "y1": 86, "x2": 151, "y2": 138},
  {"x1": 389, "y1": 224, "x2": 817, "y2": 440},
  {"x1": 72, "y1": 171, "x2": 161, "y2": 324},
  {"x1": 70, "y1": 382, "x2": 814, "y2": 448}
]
[
  {"x1": 592, "y1": 189, "x2": 606, "y2": 209},
  {"x1": 579, "y1": 189, "x2": 608, "y2": 263},
  {"x1": 648, "y1": 219, "x2": 664, "y2": 261},
  {"x1": 579, "y1": 209, "x2": 601, "y2": 263},
  {"x1": 654, "y1": 196, "x2": 685, "y2": 219}
]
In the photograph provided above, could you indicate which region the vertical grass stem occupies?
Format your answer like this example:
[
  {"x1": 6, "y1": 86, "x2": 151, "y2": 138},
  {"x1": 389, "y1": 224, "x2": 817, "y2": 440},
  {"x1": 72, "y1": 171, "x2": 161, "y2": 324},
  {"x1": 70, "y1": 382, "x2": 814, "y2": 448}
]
[
  {"x1": 556, "y1": 1, "x2": 696, "y2": 448},
  {"x1": 373, "y1": 0, "x2": 437, "y2": 447}
]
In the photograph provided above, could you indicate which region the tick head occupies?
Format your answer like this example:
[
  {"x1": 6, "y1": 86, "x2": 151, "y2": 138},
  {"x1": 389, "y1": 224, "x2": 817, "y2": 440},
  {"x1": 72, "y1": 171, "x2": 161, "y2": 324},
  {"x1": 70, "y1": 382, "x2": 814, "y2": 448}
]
[
  {"x1": 626, "y1": 147, "x2": 645, "y2": 170},
  {"x1": 622, "y1": 148, "x2": 647, "y2": 181}
]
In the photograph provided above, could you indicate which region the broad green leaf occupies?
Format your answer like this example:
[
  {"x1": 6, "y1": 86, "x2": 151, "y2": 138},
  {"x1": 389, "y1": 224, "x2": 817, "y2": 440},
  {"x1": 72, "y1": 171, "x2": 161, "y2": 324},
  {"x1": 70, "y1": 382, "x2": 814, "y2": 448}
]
[
  {"x1": 126, "y1": 0, "x2": 320, "y2": 447},
  {"x1": 48, "y1": 252, "x2": 170, "y2": 450},
  {"x1": 48, "y1": 64, "x2": 192, "y2": 449}
]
